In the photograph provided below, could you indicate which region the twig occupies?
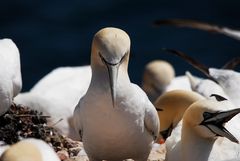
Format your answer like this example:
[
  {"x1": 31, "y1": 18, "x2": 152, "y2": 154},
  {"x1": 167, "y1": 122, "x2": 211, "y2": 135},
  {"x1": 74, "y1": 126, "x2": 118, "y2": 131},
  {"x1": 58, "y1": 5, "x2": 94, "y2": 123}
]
[
  {"x1": 50, "y1": 118, "x2": 64, "y2": 127},
  {"x1": 12, "y1": 114, "x2": 51, "y2": 118}
]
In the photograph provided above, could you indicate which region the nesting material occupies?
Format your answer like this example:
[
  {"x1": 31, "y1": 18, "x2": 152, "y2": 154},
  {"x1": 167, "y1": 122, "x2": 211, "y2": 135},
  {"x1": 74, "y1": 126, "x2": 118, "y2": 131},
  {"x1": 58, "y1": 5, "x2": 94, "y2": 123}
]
[{"x1": 0, "y1": 104, "x2": 81, "y2": 160}]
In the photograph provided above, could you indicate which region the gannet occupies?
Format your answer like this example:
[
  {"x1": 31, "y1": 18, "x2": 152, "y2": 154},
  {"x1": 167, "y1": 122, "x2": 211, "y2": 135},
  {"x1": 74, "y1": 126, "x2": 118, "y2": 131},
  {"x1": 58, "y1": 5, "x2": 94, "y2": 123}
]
[
  {"x1": 14, "y1": 66, "x2": 91, "y2": 139},
  {"x1": 154, "y1": 90, "x2": 204, "y2": 140},
  {"x1": 0, "y1": 39, "x2": 22, "y2": 115},
  {"x1": 142, "y1": 60, "x2": 175, "y2": 102},
  {"x1": 186, "y1": 71, "x2": 229, "y2": 99},
  {"x1": 142, "y1": 60, "x2": 191, "y2": 102},
  {"x1": 166, "y1": 98, "x2": 240, "y2": 161},
  {"x1": 164, "y1": 94, "x2": 240, "y2": 153},
  {"x1": 73, "y1": 27, "x2": 159, "y2": 161},
  {"x1": 209, "y1": 68, "x2": 240, "y2": 106},
  {"x1": 0, "y1": 138, "x2": 60, "y2": 161}
]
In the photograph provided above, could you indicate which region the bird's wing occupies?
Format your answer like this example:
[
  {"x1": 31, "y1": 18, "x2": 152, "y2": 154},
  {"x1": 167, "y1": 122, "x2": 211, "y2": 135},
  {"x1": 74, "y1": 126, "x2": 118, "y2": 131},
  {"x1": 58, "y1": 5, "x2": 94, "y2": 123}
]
[
  {"x1": 144, "y1": 101, "x2": 160, "y2": 141},
  {"x1": 154, "y1": 19, "x2": 240, "y2": 41},
  {"x1": 73, "y1": 101, "x2": 84, "y2": 141},
  {"x1": 31, "y1": 66, "x2": 91, "y2": 94},
  {"x1": 222, "y1": 57, "x2": 240, "y2": 70},
  {"x1": 162, "y1": 48, "x2": 211, "y2": 78},
  {"x1": 131, "y1": 84, "x2": 160, "y2": 141}
]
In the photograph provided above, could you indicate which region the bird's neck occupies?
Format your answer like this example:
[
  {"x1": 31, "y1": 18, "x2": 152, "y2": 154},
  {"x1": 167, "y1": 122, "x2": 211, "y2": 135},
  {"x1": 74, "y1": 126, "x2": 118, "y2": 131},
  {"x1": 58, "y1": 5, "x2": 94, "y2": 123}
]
[{"x1": 181, "y1": 122, "x2": 215, "y2": 161}]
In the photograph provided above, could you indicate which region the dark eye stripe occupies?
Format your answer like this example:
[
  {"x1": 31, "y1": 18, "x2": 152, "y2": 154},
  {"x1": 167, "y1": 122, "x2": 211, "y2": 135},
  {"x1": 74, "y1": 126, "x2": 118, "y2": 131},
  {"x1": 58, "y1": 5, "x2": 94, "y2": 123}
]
[
  {"x1": 210, "y1": 94, "x2": 227, "y2": 102},
  {"x1": 203, "y1": 112, "x2": 213, "y2": 120},
  {"x1": 202, "y1": 111, "x2": 221, "y2": 123}
]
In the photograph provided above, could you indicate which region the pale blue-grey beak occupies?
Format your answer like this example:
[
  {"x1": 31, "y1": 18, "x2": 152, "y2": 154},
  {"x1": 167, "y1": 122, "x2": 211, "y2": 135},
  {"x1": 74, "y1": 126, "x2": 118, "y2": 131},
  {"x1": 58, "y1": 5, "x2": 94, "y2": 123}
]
[
  {"x1": 99, "y1": 53, "x2": 120, "y2": 108},
  {"x1": 106, "y1": 63, "x2": 120, "y2": 108},
  {"x1": 201, "y1": 108, "x2": 240, "y2": 143}
]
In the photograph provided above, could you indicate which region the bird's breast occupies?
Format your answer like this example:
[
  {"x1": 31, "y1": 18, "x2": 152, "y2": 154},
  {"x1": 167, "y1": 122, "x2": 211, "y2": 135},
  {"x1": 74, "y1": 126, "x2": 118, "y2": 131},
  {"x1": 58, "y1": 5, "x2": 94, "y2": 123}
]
[{"x1": 80, "y1": 90, "x2": 152, "y2": 159}]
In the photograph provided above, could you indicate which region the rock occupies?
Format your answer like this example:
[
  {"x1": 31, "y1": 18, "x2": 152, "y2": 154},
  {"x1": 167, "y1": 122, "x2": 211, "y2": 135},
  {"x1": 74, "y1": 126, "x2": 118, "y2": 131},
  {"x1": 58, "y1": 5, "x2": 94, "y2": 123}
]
[{"x1": 57, "y1": 150, "x2": 69, "y2": 160}]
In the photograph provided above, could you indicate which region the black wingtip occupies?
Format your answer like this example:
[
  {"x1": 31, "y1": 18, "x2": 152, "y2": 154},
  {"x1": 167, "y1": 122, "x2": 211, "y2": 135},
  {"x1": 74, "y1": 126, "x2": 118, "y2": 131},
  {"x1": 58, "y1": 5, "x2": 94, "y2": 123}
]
[
  {"x1": 154, "y1": 19, "x2": 240, "y2": 41},
  {"x1": 154, "y1": 19, "x2": 221, "y2": 32},
  {"x1": 161, "y1": 48, "x2": 211, "y2": 77},
  {"x1": 222, "y1": 57, "x2": 240, "y2": 70}
]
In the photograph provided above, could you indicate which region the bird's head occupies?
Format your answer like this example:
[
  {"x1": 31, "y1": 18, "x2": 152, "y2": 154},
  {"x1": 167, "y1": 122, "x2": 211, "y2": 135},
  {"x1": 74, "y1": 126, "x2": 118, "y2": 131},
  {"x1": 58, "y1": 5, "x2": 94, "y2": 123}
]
[
  {"x1": 183, "y1": 98, "x2": 240, "y2": 143},
  {"x1": 91, "y1": 27, "x2": 131, "y2": 107},
  {"x1": 155, "y1": 90, "x2": 203, "y2": 140},
  {"x1": 142, "y1": 60, "x2": 175, "y2": 102}
]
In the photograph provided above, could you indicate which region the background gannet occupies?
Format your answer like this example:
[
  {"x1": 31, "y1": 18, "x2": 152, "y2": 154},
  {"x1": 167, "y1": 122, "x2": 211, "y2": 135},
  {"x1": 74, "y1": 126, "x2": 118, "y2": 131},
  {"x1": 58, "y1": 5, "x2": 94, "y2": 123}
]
[
  {"x1": 154, "y1": 90, "x2": 204, "y2": 140},
  {"x1": 30, "y1": 66, "x2": 91, "y2": 100},
  {"x1": 186, "y1": 71, "x2": 229, "y2": 99},
  {"x1": 142, "y1": 60, "x2": 191, "y2": 102},
  {"x1": 209, "y1": 68, "x2": 240, "y2": 106},
  {"x1": 0, "y1": 138, "x2": 60, "y2": 161},
  {"x1": 73, "y1": 27, "x2": 159, "y2": 161},
  {"x1": 142, "y1": 60, "x2": 175, "y2": 102},
  {"x1": 14, "y1": 66, "x2": 91, "y2": 139},
  {"x1": 0, "y1": 39, "x2": 22, "y2": 115},
  {"x1": 166, "y1": 98, "x2": 240, "y2": 161}
]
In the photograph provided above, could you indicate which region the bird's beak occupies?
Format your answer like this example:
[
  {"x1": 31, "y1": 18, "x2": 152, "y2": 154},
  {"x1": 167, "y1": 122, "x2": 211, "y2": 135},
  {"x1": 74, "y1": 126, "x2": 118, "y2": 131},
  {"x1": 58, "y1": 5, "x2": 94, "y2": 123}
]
[
  {"x1": 201, "y1": 108, "x2": 240, "y2": 143},
  {"x1": 99, "y1": 52, "x2": 127, "y2": 108},
  {"x1": 160, "y1": 124, "x2": 173, "y2": 140},
  {"x1": 106, "y1": 63, "x2": 120, "y2": 108}
]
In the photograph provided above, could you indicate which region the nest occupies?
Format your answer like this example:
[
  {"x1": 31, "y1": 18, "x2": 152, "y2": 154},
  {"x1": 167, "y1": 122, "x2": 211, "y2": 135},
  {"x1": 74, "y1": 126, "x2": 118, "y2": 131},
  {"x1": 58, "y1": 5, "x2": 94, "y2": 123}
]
[{"x1": 0, "y1": 103, "x2": 81, "y2": 160}]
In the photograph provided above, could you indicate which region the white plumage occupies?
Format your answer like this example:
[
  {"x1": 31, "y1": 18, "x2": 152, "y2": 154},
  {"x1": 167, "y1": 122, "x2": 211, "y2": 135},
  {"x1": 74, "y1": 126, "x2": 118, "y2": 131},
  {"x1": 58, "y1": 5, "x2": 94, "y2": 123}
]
[
  {"x1": 0, "y1": 39, "x2": 22, "y2": 115},
  {"x1": 209, "y1": 68, "x2": 240, "y2": 106},
  {"x1": 166, "y1": 76, "x2": 192, "y2": 92},
  {"x1": 186, "y1": 71, "x2": 229, "y2": 98}
]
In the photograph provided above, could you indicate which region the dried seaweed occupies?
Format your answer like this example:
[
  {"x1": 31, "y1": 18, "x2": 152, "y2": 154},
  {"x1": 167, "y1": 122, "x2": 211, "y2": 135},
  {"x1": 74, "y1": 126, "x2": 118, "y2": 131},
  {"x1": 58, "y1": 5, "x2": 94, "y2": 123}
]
[{"x1": 0, "y1": 103, "x2": 81, "y2": 160}]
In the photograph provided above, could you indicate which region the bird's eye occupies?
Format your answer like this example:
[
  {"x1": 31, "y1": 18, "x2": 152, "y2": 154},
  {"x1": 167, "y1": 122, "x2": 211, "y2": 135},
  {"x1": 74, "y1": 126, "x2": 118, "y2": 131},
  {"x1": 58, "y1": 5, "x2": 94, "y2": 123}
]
[{"x1": 120, "y1": 51, "x2": 128, "y2": 64}]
